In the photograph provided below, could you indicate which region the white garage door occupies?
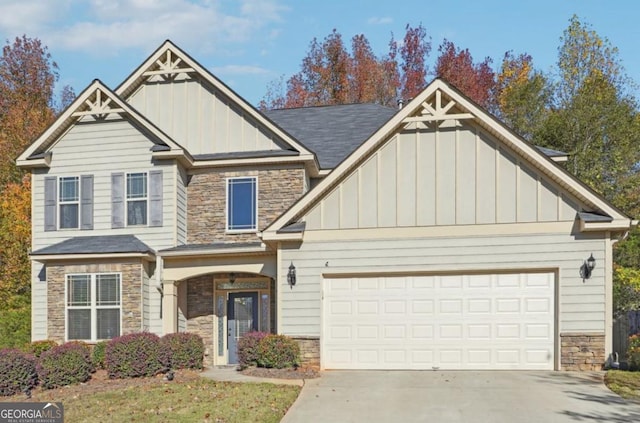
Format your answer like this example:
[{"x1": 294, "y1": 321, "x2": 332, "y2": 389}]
[{"x1": 323, "y1": 273, "x2": 555, "y2": 370}]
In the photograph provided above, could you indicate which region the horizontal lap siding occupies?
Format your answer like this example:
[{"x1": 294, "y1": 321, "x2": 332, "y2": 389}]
[
  {"x1": 32, "y1": 118, "x2": 177, "y2": 252},
  {"x1": 279, "y1": 232, "x2": 606, "y2": 337}
]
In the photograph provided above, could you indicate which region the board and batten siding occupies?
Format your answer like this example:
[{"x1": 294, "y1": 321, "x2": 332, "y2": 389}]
[
  {"x1": 278, "y1": 231, "x2": 607, "y2": 338},
  {"x1": 128, "y1": 77, "x2": 284, "y2": 155},
  {"x1": 32, "y1": 118, "x2": 178, "y2": 252},
  {"x1": 304, "y1": 125, "x2": 582, "y2": 230}
]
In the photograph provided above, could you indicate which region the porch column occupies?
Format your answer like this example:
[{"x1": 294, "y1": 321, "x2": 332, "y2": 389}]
[{"x1": 162, "y1": 280, "x2": 178, "y2": 334}]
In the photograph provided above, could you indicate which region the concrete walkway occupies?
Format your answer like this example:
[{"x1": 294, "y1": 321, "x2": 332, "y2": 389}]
[
  {"x1": 200, "y1": 366, "x2": 304, "y2": 387},
  {"x1": 281, "y1": 370, "x2": 640, "y2": 423}
]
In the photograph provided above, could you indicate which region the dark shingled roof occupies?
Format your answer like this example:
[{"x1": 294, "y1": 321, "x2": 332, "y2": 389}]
[
  {"x1": 31, "y1": 235, "x2": 154, "y2": 256},
  {"x1": 536, "y1": 146, "x2": 568, "y2": 157},
  {"x1": 265, "y1": 103, "x2": 397, "y2": 169},
  {"x1": 160, "y1": 242, "x2": 264, "y2": 253},
  {"x1": 192, "y1": 150, "x2": 298, "y2": 161},
  {"x1": 578, "y1": 212, "x2": 613, "y2": 223}
]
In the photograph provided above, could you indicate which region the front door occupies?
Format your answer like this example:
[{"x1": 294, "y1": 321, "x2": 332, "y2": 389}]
[{"x1": 227, "y1": 292, "x2": 259, "y2": 364}]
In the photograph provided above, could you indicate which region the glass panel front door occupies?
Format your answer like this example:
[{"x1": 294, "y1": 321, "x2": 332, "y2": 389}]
[{"x1": 227, "y1": 292, "x2": 258, "y2": 364}]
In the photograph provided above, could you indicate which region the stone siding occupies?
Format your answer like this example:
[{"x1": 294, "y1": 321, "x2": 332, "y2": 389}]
[
  {"x1": 185, "y1": 275, "x2": 214, "y2": 366},
  {"x1": 187, "y1": 166, "x2": 305, "y2": 244},
  {"x1": 293, "y1": 337, "x2": 320, "y2": 369},
  {"x1": 47, "y1": 260, "x2": 143, "y2": 343},
  {"x1": 560, "y1": 332, "x2": 606, "y2": 371}
]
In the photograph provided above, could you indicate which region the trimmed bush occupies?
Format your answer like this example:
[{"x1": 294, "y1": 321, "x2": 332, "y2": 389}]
[
  {"x1": 92, "y1": 341, "x2": 108, "y2": 369},
  {"x1": 0, "y1": 349, "x2": 38, "y2": 396},
  {"x1": 161, "y1": 333, "x2": 205, "y2": 370},
  {"x1": 23, "y1": 340, "x2": 57, "y2": 358},
  {"x1": 237, "y1": 331, "x2": 269, "y2": 369},
  {"x1": 627, "y1": 334, "x2": 640, "y2": 370},
  {"x1": 106, "y1": 332, "x2": 169, "y2": 378},
  {"x1": 37, "y1": 342, "x2": 94, "y2": 389},
  {"x1": 256, "y1": 335, "x2": 300, "y2": 369}
]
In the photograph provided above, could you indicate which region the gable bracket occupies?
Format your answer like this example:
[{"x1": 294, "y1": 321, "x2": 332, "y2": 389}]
[
  {"x1": 71, "y1": 88, "x2": 125, "y2": 118},
  {"x1": 142, "y1": 49, "x2": 195, "y2": 79},
  {"x1": 404, "y1": 89, "x2": 474, "y2": 124}
]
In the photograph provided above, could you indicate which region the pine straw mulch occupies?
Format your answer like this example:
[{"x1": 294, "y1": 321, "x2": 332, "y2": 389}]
[{"x1": 240, "y1": 366, "x2": 320, "y2": 379}]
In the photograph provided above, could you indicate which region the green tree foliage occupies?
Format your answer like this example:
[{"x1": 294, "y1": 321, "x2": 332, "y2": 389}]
[{"x1": 495, "y1": 52, "x2": 551, "y2": 141}]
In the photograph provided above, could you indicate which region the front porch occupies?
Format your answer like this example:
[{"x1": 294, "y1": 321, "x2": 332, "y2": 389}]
[{"x1": 158, "y1": 243, "x2": 277, "y2": 366}]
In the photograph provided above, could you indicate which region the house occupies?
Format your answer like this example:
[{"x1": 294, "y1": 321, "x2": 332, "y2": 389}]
[{"x1": 17, "y1": 41, "x2": 634, "y2": 372}]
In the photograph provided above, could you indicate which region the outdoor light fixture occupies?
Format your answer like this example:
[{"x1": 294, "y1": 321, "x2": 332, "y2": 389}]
[
  {"x1": 229, "y1": 272, "x2": 236, "y2": 284},
  {"x1": 580, "y1": 254, "x2": 596, "y2": 280},
  {"x1": 287, "y1": 262, "x2": 297, "y2": 288}
]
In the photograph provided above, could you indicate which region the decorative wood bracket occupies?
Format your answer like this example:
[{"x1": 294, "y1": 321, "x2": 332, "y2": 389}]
[
  {"x1": 142, "y1": 49, "x2": 195, "y2": 79},
  {"x1": 402, "y1": 89, "x2": 474, "y2": 129},
  {"x1": 71, "y1": 88, "x2": 124, "y2": 119}
]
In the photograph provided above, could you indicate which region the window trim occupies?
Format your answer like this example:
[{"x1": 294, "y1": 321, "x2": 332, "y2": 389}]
[
  {"x1": 64, "y1": 272, "x2": 122, "y2": 342},
  {"x1": 126, "y1": 172, "x2": 148, "y2": 227},
  {"x1": 58, "y1": 176, "x2": 80, "y2": 230},
  {"x1": 225, "y1": 176, "x2": 258, "y2": 233}
]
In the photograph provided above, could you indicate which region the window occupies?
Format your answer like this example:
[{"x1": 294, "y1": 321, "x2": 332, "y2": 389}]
[
  {"x1": 67, "y1": 273, "x2": 121, "y2": 341},
  {"x1": 127, "y1": 173, "x2": 147, "y2": 226},
  {"x1": 227, "y1": 177, "x2": 257, "y2": 231},
  {"x1": 59, "y1": 177, "x2": 79, "y2": 229}
]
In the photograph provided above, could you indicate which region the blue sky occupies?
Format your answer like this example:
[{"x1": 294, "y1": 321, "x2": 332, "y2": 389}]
[{"x1": 0, "y1": 0, "x2": 638, "y2": 107}]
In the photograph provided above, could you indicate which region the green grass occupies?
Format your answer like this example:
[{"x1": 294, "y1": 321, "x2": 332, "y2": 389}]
[
  {"x1": 605, "y1": 370, "x2": 640, "y2": 401},
  {"x1": 9, "y1": 378, "x2": 300, "y2": 423}
]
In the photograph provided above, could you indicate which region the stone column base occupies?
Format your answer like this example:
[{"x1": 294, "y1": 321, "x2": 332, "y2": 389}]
[
  {"x1": 292, "y1": 337, "x2": 320, "y2": 370},
  {"x1": 560, "y1": 332, "x2": 605, "y2": 371}
]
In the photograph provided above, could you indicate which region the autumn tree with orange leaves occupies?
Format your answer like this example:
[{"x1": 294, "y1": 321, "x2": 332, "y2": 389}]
[{"x1": 0, "y1": 36, "x2": 72, "y2": 347}]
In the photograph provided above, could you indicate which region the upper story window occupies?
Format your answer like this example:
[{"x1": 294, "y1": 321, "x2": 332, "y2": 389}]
[
  {"x1": 227, "y1": 177, "x2": 257, "y2": 232},
  {"x1": 126, "y1": 172, "x2": 147, "y2": 226},
  {"x1": 66, "y1": 273, "x2": 121, "y2": 341},
  {"x1": 44, "y1": 175, "x2": 93, "y2": 232},
  {"x1": 59, "y1": 177, "x2": 79, "y2": 229}
]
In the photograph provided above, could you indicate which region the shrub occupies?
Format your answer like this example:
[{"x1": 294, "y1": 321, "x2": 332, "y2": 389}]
[
  {"x1": 106, "y1": 332, "x2": 169, "y2": 378},
  {"x1": 23, "y1": 340, "x2": 57, "y2": 358},
  {"x1": 92, "y1": 341, "x2": 108, "y2": 369},
  {"x1": 37, "y1": 342, "x2": 94, "y2": 389},
  {"x1": 237, "y1": 331, "x2": 269, "y2": 369},
  {"x1": 161, "y1": 333, "x2": 205, "y2": 370},
  {"x1": 0, "y1": 349, "x2": 38, "y2": 396},
  {"x1": 256, "y1": 334, "x2": 300, "y2": 369},
  {"x1": 0, "y1": 307, "x2": 30, "y2": 349},
  {"x1": 627, "y1": 334, "x2": 640, "y2": 370}
]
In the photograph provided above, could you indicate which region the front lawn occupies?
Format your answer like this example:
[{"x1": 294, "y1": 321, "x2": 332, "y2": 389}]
[
  {"x1": 0, "y1": 370, "x2": 300, "y2": 422},
  {"x1": 605, "y1": 370, "x2": 640, "y2": 401}
]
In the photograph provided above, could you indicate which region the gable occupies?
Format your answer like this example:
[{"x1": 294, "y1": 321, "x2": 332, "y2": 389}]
[
  {"x1": 304, "y1": 122, "x2": 582, "y2": 230},
  {"x1": 17, "y1": 81, "x2": 185, "y2": 168},
  {"x1": 264, "y1": 80, "x2": 631, "y2": 237},
  {"x1": 127, "y1": 75, "x2": 290, "y2": 156},
  {"x1": 117, "y1": 41, "x2": 315, "y2": 160}
]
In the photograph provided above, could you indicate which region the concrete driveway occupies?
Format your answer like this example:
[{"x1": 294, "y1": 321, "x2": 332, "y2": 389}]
[{"x1": 281, "y1": 371, "x2": 640, "y2": 423}]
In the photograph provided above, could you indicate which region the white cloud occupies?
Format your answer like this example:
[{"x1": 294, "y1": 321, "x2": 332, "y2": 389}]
[
  {"x1": 211, "y1": 64, "x2": 270, "y2": 75},
  {"x1": 367, "y1": 16, "x2": 393, "y2": 25},
  {"x1": 0, "y1": 0, "x2": 287, "y2": 55}
]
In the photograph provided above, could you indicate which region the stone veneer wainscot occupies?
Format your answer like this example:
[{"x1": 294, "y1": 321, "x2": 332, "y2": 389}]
[
  {"x1": 560, "y1": 333, "x2": 605, "y2": 371},
  {"x1": 46, "y1": 260, "x2": 144, "y2": 343}
]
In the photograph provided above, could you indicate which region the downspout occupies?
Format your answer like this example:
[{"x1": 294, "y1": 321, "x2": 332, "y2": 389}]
[{"x1": 156, "y1": 255, "x2": 164, "y2": 319}]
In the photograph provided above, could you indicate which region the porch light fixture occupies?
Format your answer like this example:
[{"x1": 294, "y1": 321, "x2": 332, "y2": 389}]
[
  {"x1": 229, "y1": 272, "x2": 236, "y2": 284},
  {"x1": 580, "y1": 254, "x2": 596, "y2": 280},
  {"x1": 287, "y1": 262, "x2": 296, "y2": 288}
]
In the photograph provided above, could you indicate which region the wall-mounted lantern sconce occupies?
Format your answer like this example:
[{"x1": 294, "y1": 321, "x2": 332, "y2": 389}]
[
  {"x1": 580, "y1": 254, "x2": 596, "y2": 281},
  {"x1": 287, "y1": 262, "x2": 297, "y2": 288},
  {"x1": 229, "y1": 272, "x2": 236, "y2": 284}
]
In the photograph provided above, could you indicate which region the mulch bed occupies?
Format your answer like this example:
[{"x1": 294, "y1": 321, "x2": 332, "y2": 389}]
[{"x1": 240, "y1": 366, "x2": 320, "y2": 379}]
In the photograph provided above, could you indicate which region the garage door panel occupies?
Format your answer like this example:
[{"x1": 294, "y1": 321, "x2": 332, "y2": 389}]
[{"x1": 323, "y1": 273, "x2": 555, "y2": 370}]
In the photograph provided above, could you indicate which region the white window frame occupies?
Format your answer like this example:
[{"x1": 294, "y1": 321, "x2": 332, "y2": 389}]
[
  {"x1": 58, "y1": 176, "x2": 80, "y2": 229},
  {"x1": 226, "y1": 176, "x2": 258, "y2": 233},
  {"x1": 126, "y1": 172, "x2": 148, "y2": 226},
  {"x1": 65, "y1": 273, "x2": 122, "y2": 342}
]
